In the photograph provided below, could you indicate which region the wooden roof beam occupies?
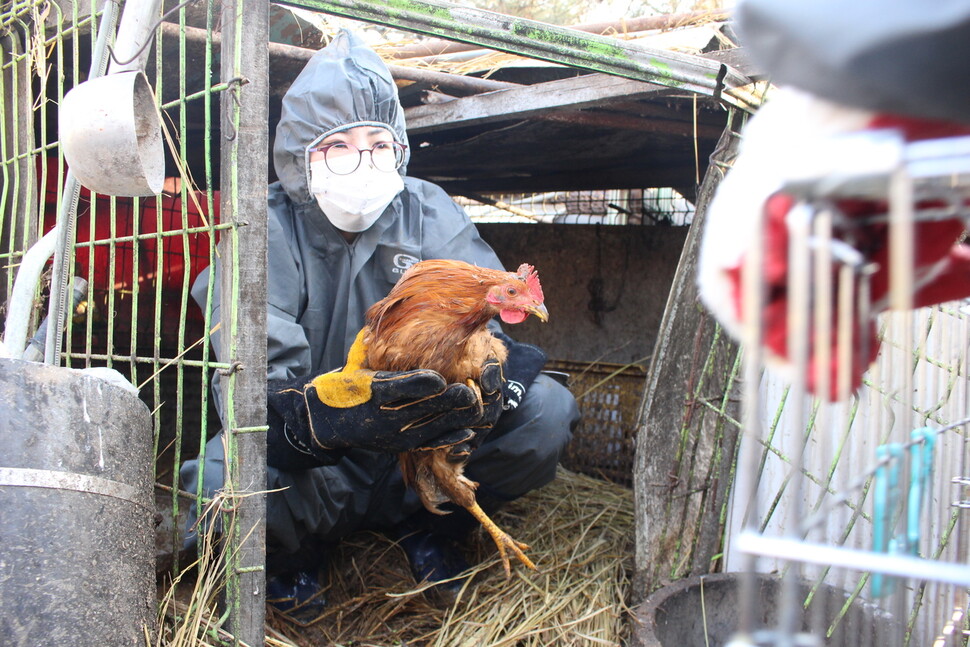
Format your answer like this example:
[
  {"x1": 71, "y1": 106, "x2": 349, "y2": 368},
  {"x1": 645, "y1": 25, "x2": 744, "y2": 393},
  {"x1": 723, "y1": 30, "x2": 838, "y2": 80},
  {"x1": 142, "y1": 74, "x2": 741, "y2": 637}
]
[
  {"x1": 161, "y1": 21, "x2": 521, "y2": 97},
  {"x1": 427, "y1": 164, "x2": 707, "y2": 193},
  {"x1": 405, "y1": 73, "x2": 672, "y2": 134}
]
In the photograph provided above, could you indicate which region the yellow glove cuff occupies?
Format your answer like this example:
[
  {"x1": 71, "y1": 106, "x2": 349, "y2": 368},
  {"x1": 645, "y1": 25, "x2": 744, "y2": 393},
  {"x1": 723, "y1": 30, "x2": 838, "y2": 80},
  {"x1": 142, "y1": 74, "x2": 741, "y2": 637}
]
[
  {"x1": 309, "y1": 328, "x2": 374, "y2": 408},
  {"x1": 310, "y1": 370, "x2": 374, "y2": 408}
]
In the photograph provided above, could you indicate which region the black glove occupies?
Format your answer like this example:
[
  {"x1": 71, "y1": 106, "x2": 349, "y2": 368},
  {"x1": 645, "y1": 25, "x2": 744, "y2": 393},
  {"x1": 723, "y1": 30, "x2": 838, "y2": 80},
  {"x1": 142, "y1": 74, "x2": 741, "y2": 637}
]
[
  {"x1": 493, "y1": 332, "x2": 547, "y2": 411},
  {"x1": 415, "y1": 357, "x2": 505, "y2": 460},
  {"x1": 266, "y1": 367, "x2": 494, "y2": 470}
]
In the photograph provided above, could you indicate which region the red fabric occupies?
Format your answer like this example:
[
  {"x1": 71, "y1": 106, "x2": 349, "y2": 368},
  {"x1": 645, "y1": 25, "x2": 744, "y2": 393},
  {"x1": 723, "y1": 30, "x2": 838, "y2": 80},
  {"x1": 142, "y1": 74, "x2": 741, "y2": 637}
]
[
  {"x1": 866, "y1": 114, "x2": 970, "y2": 142},
  {"x1": 39, "y1": 158, "x2": 219, "y2": 294}
]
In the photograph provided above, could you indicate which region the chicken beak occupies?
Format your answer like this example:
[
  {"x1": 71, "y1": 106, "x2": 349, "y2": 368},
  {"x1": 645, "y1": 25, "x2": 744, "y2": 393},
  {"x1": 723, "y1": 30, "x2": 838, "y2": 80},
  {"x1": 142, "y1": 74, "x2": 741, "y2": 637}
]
[{"x1": 527, "y1": 303, "x2": 549, "y2": 322}]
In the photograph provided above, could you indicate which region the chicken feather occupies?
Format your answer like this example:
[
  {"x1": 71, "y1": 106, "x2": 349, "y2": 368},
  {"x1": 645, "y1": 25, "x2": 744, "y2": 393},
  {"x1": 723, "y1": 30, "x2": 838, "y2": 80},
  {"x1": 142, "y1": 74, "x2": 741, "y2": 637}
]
[{"x1": 360, "y1": 258, "x2": 547, "y2": 576}]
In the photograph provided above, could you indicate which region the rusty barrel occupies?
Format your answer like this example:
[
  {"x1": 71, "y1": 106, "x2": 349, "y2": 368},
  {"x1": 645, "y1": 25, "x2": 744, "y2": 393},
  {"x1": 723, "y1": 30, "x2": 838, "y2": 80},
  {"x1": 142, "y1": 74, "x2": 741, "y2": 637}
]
[{"x1": 0, "y1": 358, "x2": 155, "y2": 646}]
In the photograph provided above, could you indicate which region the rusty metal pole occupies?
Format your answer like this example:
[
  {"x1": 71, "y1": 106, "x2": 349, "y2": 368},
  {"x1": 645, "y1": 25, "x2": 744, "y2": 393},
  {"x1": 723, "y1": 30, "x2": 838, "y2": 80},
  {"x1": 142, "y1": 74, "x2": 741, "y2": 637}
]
[{"x1": 219, "y1": 0, "x2": 269, "y2": 643}]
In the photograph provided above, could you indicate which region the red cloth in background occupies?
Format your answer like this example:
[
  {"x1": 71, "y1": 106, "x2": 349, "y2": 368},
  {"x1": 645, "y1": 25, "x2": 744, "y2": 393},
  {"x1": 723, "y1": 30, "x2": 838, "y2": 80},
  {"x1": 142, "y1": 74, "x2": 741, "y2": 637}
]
[{"x1": 39, "y1": 158, "x2": 218, "y2": 296}]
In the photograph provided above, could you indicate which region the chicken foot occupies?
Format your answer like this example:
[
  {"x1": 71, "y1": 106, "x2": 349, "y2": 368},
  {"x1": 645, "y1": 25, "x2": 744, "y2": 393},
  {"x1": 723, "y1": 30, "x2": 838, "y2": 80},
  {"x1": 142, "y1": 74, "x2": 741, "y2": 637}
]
[
  {"x1": 466, "y1": 378, "x2": 485, "y2": 419},
  {"x1": 452, "y1": 378, "x2": 533, "y2": 576},
  {"x1": 464, "y1": 499, "x2": 536, "y2": 577}
]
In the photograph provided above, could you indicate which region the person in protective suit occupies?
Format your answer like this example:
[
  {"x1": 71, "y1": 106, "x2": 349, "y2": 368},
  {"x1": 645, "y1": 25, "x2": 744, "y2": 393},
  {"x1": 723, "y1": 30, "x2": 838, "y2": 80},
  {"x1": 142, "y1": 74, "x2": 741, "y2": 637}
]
[{"x1": 180, "y1": 29, "x2": 579, "y2": 614}]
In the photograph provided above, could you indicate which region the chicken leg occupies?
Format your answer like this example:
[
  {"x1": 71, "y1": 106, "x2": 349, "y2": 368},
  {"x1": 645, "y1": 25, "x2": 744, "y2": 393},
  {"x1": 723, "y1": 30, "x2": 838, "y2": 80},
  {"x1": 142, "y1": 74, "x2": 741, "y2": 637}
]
[
  {"x1": 456, "y1": 380, "x2": 535, "y2": 576},
  {"x1": 428, "y1": 461, "x2": 537, "y2": 577},
  {"x1": 464, "y1": 496, "x2": 536, "y2": 577}
]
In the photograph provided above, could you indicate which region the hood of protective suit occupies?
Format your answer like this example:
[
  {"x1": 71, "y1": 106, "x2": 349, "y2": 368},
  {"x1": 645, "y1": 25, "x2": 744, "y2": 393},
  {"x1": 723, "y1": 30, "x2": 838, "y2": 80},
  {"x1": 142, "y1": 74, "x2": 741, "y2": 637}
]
[{"x1": 273, "y1": 29, "x2": 410, "y2": 205}]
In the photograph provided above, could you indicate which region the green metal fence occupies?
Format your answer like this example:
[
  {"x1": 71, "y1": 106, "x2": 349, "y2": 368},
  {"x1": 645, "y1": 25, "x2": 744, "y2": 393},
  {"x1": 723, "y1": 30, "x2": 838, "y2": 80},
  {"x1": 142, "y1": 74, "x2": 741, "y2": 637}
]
[{"x1": 0, "y1": 1, "x2": 267, "y2": 644}]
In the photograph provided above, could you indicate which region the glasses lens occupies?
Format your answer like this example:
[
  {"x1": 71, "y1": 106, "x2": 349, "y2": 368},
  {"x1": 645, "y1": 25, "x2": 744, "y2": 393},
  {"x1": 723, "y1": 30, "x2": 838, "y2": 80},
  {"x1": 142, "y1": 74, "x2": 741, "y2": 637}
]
[
  {"x1": 324, "y1": 143, "x2": 360, "y2": 175},
  {"x1": 370, "y1": 142, "x2": 404, "y2": 173}
]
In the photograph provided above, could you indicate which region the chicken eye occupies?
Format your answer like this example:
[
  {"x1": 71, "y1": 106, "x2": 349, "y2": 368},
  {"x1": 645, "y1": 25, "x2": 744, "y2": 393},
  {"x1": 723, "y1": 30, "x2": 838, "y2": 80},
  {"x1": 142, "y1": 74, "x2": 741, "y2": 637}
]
[{"x1": 507, "y1": 287, "x2": 517, "y2": 296}]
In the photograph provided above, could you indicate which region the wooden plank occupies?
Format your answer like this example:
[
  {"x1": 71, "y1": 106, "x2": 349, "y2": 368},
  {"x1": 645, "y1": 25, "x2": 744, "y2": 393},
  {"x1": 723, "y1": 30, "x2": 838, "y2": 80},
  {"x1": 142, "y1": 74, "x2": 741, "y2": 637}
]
[
  {"x1": 219, "y1": 0, "x2": 269, "y2": 644},
  {"x1": 431, "y1": 164, "x2": 709, "y2": 194},
  {"x1": 632, "y1": 117, "x2": 744, "y2": 599},
  {"x1": 405, "y1": 73, "x2": 670, "y2": 133},
  {"x1": 539, "y1": 108, "x2": 726, "y2": 139}
]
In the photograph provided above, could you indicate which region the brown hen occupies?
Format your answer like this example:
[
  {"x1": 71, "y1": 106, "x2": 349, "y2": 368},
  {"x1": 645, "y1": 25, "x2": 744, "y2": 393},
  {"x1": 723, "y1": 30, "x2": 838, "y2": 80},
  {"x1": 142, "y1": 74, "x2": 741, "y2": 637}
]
[{"x1": 352, "y1": 259, "x2": 548, "y2": 576}]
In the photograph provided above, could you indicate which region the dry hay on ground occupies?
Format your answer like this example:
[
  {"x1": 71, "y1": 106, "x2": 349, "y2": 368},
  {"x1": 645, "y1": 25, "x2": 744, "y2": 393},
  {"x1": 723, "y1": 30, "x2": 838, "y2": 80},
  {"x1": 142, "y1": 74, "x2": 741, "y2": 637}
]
[{"x1": 268, "y1": 468, "x2": 635, "y2": 647}]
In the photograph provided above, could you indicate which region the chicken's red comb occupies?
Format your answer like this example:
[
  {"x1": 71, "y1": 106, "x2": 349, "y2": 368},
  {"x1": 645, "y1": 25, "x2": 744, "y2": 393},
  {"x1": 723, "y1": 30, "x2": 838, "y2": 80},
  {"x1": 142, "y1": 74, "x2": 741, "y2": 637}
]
[{"x1": 515, "y1": 263, "x2": 544, "y2": 302}]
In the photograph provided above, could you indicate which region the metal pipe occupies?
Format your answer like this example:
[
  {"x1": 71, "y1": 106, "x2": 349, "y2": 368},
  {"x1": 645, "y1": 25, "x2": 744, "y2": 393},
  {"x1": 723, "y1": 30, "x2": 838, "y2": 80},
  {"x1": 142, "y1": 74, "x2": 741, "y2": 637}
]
[
  {"x1": 733, "y1": 134, "x2": 767, "y2": 639},
  {"x1": 22, "y1": 277, "x2": 88, "y2": 362},
  {"x1": 736, "y1": 533, "x2": 970, "y2": 588},
  {"x1": 386, "y1": 9, "x2": 731, "y2": 60},
  {"x1": 161, "y1": 21, "x2": 520, "y2": 95},
  {"x1": 44, "y1": 0, "x2": 120, "y2": 365},
  {"x1": 108, "y1": 0, "x2": 165, "y2": 74},
  {"x1": 776, "y1": 201, "x2": 813, "y2": 647},
  {"x1": 3, "y1": 228, "x2": 57, "y2": 357}
]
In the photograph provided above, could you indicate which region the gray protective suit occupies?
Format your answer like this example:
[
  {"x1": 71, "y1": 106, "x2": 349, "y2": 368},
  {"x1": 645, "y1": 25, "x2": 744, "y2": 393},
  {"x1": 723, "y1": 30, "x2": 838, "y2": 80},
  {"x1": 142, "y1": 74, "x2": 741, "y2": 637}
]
[{"x1": 180, "y1": 30, "x2": 578, "y2": 557}]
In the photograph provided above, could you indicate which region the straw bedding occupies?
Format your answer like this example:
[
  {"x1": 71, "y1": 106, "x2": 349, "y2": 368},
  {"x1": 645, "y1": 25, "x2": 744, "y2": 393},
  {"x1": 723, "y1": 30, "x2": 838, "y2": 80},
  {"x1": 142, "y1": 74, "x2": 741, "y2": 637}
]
[{"x1": 268, "y1": 467, "x2": 635, "y2": 647}]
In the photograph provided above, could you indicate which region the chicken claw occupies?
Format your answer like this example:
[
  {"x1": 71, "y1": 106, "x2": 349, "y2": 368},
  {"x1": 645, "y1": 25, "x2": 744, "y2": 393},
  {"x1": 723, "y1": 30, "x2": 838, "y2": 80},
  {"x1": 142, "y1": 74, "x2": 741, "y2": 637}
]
[
  {"x1": 465, "y1": 501, "x2": 536, "y2": 577},
  {"x1": 465, "y1": 378, "x2": 484, "y2": 419}
]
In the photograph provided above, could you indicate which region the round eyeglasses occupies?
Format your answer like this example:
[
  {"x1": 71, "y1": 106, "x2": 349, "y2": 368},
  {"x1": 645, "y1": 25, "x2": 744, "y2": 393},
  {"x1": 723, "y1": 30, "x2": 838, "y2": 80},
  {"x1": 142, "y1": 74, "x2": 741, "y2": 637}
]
[{"x1": 310, "y1": 141, "x2": 407, "y2": 175}]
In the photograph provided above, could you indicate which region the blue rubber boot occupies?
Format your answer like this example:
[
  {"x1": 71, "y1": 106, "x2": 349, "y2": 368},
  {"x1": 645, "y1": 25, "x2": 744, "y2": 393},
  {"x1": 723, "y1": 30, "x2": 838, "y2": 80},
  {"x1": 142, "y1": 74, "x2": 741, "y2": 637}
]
[
  {"x1": 265, "y1": 539, "x2": 330, "y2": 624},
  {"x1": 397, "y1": 527, "x2": 471, "y2": 597},
  {"x1": 265, "y1": 569, "x2": 327, "y2": 624},
  {"x1": 396, "y1": 485, "x2": 519, "y2": 596}
]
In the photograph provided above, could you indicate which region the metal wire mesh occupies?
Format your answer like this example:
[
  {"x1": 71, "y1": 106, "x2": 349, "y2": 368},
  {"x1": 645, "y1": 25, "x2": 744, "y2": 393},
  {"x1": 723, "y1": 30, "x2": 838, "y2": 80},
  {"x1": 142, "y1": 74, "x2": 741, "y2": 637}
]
[
  {"x1": 1, "y1": 1, "x2": 267, "y2": 643},
  {"x1": 726, "y1": 133, "x2": 970, "y2": 647},
  {"x1": 457, "y1": 187, "x2": 695, "y2": 225}
]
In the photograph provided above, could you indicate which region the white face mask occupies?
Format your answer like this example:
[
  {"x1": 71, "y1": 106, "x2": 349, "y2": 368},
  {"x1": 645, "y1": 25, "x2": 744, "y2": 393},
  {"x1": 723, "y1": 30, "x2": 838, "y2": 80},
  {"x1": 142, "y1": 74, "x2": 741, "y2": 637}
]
[{"x1": 309, "y1": 159, "x2": 404, "y2": 233}]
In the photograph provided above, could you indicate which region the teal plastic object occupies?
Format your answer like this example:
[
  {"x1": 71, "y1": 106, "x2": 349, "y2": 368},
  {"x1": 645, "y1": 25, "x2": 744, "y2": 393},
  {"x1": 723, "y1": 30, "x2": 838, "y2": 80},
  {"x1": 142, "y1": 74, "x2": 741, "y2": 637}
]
[
  {"x1": 870, "y1": 429, "x2": 937, "y2": 598},
  {"x1": 906, "y1": 428, "x2": 936, "y2": 555},
  {"x1": 871, "y1": 443, "x2": 902, "y2": 597}
]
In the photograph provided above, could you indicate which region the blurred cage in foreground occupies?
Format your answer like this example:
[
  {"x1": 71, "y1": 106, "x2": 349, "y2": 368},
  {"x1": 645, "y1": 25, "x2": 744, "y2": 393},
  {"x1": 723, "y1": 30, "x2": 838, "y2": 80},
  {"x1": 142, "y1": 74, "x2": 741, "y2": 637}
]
[
  {"x1": 457, "y1": 187, "x2": 695, "y2": 226},
  {"x1": 549, "y1": 359, "x2": 648, "y2": 487},
  {"x1": 726, "y1": 133, "x2": 970, "y2": 646}
]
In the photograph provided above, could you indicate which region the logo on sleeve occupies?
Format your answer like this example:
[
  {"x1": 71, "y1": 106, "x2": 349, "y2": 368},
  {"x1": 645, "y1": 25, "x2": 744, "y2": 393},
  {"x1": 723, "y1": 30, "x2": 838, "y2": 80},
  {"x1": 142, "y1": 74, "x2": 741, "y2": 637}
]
[{"x1": 393, "y1": 253, "x2": 420, "y2": 274}]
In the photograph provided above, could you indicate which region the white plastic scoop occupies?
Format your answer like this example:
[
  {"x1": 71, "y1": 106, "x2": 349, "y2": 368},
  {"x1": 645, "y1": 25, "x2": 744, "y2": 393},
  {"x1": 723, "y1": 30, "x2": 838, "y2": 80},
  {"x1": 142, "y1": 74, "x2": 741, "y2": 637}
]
[{"x1": 58, "y1": 0, "x2": 164, "y2": 197}]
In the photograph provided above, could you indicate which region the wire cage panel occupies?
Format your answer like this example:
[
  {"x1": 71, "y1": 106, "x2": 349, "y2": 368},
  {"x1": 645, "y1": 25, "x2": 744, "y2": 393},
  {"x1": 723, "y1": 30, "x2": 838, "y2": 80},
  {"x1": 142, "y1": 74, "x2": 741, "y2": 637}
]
[
  {"x1": 724, "y1": 132, "x2": 970, "y2": 647},
  {"x1": 0, "y1": 1, "x2": 268, "y2": 644},
  {"x1": 552, "y1": 358, "x2": 648, "y2": 487},
  {"x1": 457, "y1": 188, "x2": 696, "y2": 225}
]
